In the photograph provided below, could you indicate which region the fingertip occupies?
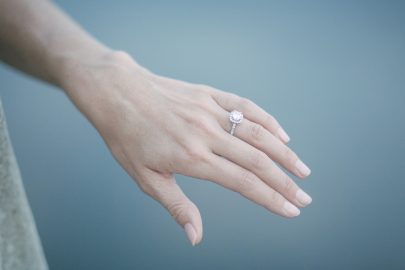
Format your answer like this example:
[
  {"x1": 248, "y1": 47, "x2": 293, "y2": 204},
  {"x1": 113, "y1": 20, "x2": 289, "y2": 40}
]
[
  {"x1": 195, "y1": 228, "x2": 203, "y2": 246},
  {"x1": 184, "y1": 222, "x2": 197, "y2": 246},
  {"x1": 283, "y1": 201, "x2": 301, "y2": 217},
  {"x1": 295, "y1": 159, "x2": 311, "y2": 178},
  {"x1": 277, "y1": 127, "x2": 290, "y2": 143}
]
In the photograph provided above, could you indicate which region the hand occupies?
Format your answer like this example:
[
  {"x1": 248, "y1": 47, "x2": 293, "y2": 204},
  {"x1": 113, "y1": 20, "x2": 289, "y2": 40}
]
[{"x1": 60, "y1": 50, "x2": 312, "y2": 246}]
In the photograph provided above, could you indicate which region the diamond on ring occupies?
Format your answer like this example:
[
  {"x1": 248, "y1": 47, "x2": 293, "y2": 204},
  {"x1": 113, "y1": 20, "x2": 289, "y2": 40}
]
[{"x1": 229, "y1": 110, "x2": 243, "y2": 135}]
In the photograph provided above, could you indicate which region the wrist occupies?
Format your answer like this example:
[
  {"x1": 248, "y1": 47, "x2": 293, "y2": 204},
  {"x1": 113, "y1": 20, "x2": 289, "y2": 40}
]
[
  {"x1": 55, "y1": 48, "x2": 147, "y2": 95},
  {"x1": 51, "y1": 45, "x2": 113, "y2": 88},
  {"x1": 53, "y1": 47, "x2": 152, "y2": 123}
]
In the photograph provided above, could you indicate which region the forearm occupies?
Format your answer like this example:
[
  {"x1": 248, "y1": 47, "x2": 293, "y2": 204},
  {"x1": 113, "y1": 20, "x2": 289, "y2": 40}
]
[{"x1": 0, "y1": 0, "x2": 111, "y2": 86}]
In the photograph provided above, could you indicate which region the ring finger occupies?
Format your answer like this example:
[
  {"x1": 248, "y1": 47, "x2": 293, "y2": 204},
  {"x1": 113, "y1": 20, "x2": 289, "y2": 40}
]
[{"x1": 215, "y1": 107, "x2": 311, "y2": 179}]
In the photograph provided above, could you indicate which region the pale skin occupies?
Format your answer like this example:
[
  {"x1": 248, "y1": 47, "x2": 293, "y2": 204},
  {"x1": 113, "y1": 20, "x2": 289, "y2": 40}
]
[{"x1": 0, "y1": 0, "x2": 312, "y2": 246}]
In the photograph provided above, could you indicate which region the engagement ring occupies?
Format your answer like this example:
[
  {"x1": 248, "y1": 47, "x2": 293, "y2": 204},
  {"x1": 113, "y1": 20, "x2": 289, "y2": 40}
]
[{"x1": 229, "y1": 110, "x2": 243, "y2": 135}]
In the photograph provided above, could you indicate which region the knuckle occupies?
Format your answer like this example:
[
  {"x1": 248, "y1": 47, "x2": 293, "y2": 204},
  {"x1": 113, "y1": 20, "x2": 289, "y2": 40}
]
[
  {"x1": 194, "y1": 90, "x2": 210, "y2": 102},
  {"x1": 195, "y1": 84, "x2": 214, "y2": 94},
  {"x1": 283, "y1": 147, "x2": 298, "y2": 165},
  {"x1": 237, "y1": 171, "x2": 257, "y2": 192},
  {"x1": 250, "y1": 123, "x2": 265, "y2": 141},
  {"x1": 250, "y1": 151, "x2": 267, "y2": 172},
  {"x1": 188, "y1": 84, "x2": 213, "y2": 101},
  {"x1": 183, "y1": 144, "x2": 209, "y2": 164},
  {"x1": 190, "y1": 115, "x2": 219, "y2": 138},
  {"x1": 190, "y1": 117, "x2": 215, "y2": 135},
  {"x1": 193, "y1": 117, "x2": 210, "y2": 130},
  {"x1": 217, "y1": 92, "x2": 239, "y2": 109},
  {"x1": 198, "y1": 94, "x2": 217, "y2": 111},
  {"x1": 269, "y1": 190, "x2": 284, "y2": 207},
  {"x1": 195, "y1": 117, "x2": 220, "y2": 139},
  {"x1": 265, "y1": 114, "x2": 277, "y2": 128},
  {"x1": 239, "y1": 97, "x2": 254, "y2": 109},
  {"x1": 282, "y1": 176, "x2": 295, "y2": 195},
  {"x1": 228, "y1": 93, "x2": 240, "y2": 101}
]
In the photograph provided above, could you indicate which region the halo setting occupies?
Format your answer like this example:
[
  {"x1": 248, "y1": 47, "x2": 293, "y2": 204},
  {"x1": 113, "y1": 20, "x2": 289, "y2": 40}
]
[
  {"x1": 229, "y1": 110, "x2": 243, "y2": 124},
  {"x1": 229, "y1": 110, "x2": 243, "y2": 135}
]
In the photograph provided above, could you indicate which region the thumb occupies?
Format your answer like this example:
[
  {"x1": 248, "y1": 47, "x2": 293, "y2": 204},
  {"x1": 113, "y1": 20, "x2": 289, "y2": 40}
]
[{"x1": 138, "y1": 169, "x2": 203, "y2": 246}]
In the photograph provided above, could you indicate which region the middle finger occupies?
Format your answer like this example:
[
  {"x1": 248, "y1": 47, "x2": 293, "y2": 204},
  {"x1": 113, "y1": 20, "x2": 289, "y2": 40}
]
[{"x1": 216, "y1": 108, "x2": 311, "y2": 179}]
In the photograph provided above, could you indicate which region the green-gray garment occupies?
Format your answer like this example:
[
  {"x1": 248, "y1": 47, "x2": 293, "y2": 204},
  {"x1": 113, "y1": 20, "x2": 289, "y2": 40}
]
[{"x1": 0, "y1": 98, "x2": 48, "y2": 270}]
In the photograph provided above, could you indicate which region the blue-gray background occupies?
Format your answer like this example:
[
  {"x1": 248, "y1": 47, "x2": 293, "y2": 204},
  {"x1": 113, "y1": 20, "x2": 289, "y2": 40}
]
[{"x1": 1, "y1": 0, "x2": 404, "y2": 269}]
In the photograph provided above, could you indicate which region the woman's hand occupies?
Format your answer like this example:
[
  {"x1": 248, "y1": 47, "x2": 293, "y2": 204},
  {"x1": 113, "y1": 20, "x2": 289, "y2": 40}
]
[{"x1": 60, "y1": 50, "x2": 312, "y2": 246}]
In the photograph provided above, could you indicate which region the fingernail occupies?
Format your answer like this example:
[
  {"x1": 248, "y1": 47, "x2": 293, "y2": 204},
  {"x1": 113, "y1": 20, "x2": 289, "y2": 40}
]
[
  {"x1": 283, "y1": 201, "x2": 300, "y2": 217},
  {"x1": 296, "y1": 189, "x2": 312, "y2": 206},
  {"x1": 277, "y1": 127, "x2": 290, "y2": 143},
  {"x1": 295, "y1": 159, "x2": 311, "y2": 177},
  {"x1": 184, "y1": 223, "x2": 197, "y2": 246}
]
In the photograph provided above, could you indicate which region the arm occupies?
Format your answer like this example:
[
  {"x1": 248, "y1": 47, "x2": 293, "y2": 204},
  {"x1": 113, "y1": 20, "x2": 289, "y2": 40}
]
[
  {"x1": 0, "y1": 0, "x2": 109, "y2": 85},
  {"x1": 0, "y1": 0, "x2": 312, "y2": 246}
]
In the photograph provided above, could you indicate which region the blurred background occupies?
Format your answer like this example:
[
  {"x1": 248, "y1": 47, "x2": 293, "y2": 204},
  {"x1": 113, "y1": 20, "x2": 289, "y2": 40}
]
[{"x1": 1, "y1": 0, "x2": 404, "y2": 269}]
